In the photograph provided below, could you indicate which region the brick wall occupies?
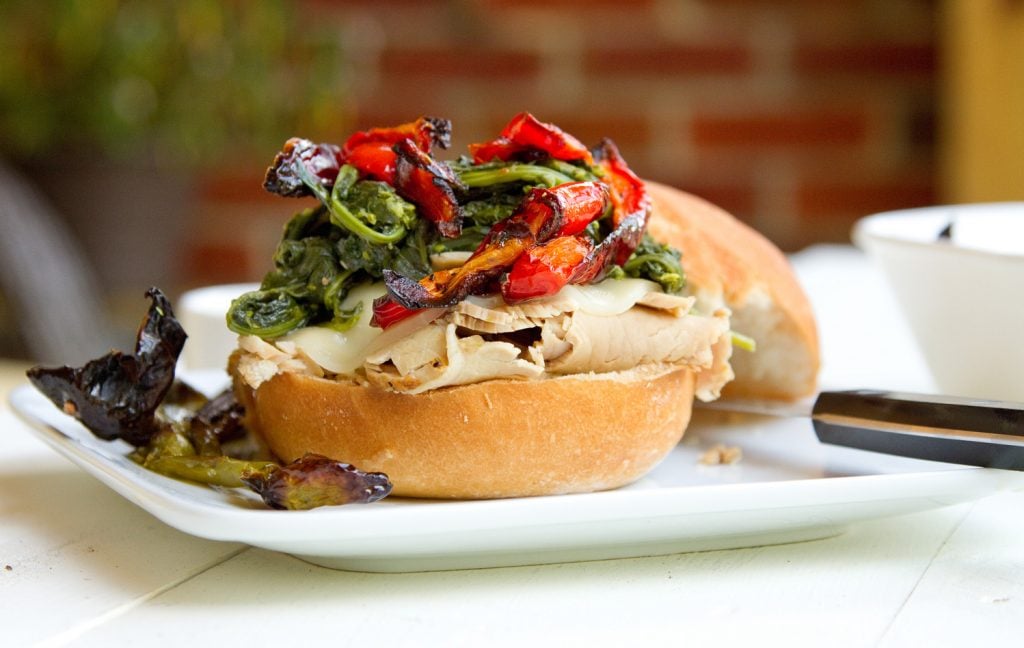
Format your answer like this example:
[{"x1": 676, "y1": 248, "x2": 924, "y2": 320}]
[{"x1": 184, "y1": 0, "x2": 938, "y2": 287}]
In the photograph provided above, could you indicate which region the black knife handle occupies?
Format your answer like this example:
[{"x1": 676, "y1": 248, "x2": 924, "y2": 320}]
[
  {"x1": 812, "y1": 418, "x2": 1024, "y2": 470},
  {"x1": 813, "y1": 390, "x2": 1024, "y2": 438},
  {"x1": 812, "y1": 390, "x2": 1024, "y2": 470}
]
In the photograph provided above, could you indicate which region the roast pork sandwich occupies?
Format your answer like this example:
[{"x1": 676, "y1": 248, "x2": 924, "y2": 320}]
[{"x1": 228, "y1": 114, "x2": 819, "y2": 499}]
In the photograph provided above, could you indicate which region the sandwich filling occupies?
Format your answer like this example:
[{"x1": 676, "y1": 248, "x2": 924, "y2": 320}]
[
  {"x1": 234, "y1": 278, "x2": 733, "y2": 400},
  {"x1": 228, "y1": 114, "x2": 739, "y2": 400}
]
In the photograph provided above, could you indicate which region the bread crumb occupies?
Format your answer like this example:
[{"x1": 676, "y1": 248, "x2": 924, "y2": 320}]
[
  {"x1": 980, "y1": 596, "x2": 1010, "y2": 604},
  {"x1": 698, "y1": 444, "x2": 742, "y2": 465}
]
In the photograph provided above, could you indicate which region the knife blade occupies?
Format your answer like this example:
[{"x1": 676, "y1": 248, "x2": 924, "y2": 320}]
[{"x1": 811, "y1": 390, "x2": 1024, "y2": 471}]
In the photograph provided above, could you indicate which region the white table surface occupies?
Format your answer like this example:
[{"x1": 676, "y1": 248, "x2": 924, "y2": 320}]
[{"x1": 2, "y1": 245, "x2": 1022, "y2": 647}]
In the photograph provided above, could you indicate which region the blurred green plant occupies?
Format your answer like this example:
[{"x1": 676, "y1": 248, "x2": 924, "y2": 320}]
[{"x1": 0, "y1": 0, "x2": 348, "y2": 166}]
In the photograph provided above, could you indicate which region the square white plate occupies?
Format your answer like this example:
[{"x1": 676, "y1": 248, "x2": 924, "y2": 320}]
[{"x1": 9, "y1": 381, "x2": 1017, "y2": 572}]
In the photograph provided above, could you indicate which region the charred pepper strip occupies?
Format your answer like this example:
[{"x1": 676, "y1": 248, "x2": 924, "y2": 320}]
[
  {"x1": 597, "y1": 139, "x2": 647, "y2": 230},
  {"x1": 469, "y1": 112, "x2": 594, "y2": 165},
  {"x1": 369, "y1": 294, "x2": 422, "y2": 329},
  {"x1": 26, "y1": 288, "x2": 186, "y2": 447},
  {"x1": 241, "y1": 454, "x2": 393, "y2": 510},
  {"x1": 392, "y1": 139, "x2": 466, "y2": 238},
  {"x1": 340, "y1": 116, "x2": 451, "y2": 158},
  {"x1": 264, "y1": 118, "x2": 451, "y2": 195},
  {"x1": 503, "y1": 140, "x2": 652, "y2": 301},
  {"x1": 342, "y1": 141, "x2": 399, "y2": 184},
  {"x1": 189, "y1": 389, "x2": 246, "y2": 456},
  {"x1": 569, "y1": 139, "x2": 652, "y2": 284},
  {"x1": 502, "y1": 235, "x2": 594, "y2": 303},
  {"x1": 380, "y1": 181, "x2": 608, "y2": 311},
  {"x1": 340, "y1": 117, "x2": 451, "y2": 184},
  {"x1": 264, "y1": 138, "x2": 344, "y2": 197},
  {"x1": 551, "y1": 182, "x2": 612, "y2": 236}
]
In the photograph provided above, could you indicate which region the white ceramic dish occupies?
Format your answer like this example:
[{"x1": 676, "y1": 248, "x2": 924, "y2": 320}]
[
  {"x1": 177, "y1": 283, "x2": 258, "y2": 371},
  {"x1": 10, "y1": 379, "x2": 1019, "y2": 573},
  {"x1": 853, "y1": 203, "x2": 1024, "y2": 402}
]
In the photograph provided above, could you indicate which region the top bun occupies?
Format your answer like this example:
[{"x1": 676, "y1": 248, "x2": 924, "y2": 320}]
[{"x1": 645, "y1": 182, "x2": 820, "y2": 400}]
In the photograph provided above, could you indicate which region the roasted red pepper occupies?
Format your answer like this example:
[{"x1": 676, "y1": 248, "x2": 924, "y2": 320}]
[
  {"x1": 342, "y1": 141, "x2": 398, "y2": 184},
  {"x1": 264, "y1": 138, "x2": 345, "y2": 197},
  {"x1": 392, "y1": 139, "x2": 465, "y2": 238},
  {"x1": 264, "y1": 117, "x2": 451, "y2": 196},
  {"x1": 551, "y1": 182, "x2": 611, "y2": 236},
  {"x1": 379, "y1": 181, "x2": 609, "y2": 311},
  {"x1": 369, "y1": 295, "x2": 422, "y2": 329},
  {"x1": 339, "y1": 116, "x2": 451, "y2": 184},
  {"x1": 504, "y1": 141, "x2": 651, "y2": 299},
  {"x1": 341, "y1": 116, "x2": 451, "y2": 159},
  {"x1": 598, "y1": 140, "x2": 646, "y2": 228},
  {"x1": 502, "y1": 235, "x2": 594, "y2": 303},
  {"x1": 568, "y1": 140, "x2": 652, "y2": 284},
  {"x1": 341, "y1": 151, "x2": 392, "y2": 185},
  {"x1": 469, "y1": 112, "x2": 594, "y2": 165}
]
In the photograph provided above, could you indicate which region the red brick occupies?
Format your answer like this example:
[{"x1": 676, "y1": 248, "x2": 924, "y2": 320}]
[
  {"x1": 519, "y1": 114, "x2": 650, "y2": 150},
  {"x1": 585, "y1": 45, "x2": 752, "y2": 75},
  {"x1": 797, "y1": 179, "x2": 935, "y2": 219},
  {"x1": 184, "y1": 242, "x2": 252, "y2": 285},
  {"x1": 198, "y1": 169, "x2": 281, "y2": 206},
  {"x1": 675, "y1": 183, "x2": 757, "y2": 220},
  {"x1": 379, "y1": 47, "x2": 541, "y2": 79},
  {"x1": 795, "y1": 44, "x2": 935, "y2": 76},
  {"x1": 638, "y1": 170, "x2": 758, "y2": 220},
  {"x1": 483, "y1": 0, "x2": 655, "y2": 7},
  {"x1": 350, "y1": 103, "x2": 482, "y2": 134},
  {"x1": 692, "y1": 110, "x2": 868, "y2": 148},
  {"x1": 299, "y1": 0, "x2": 432, "y2": 11}
]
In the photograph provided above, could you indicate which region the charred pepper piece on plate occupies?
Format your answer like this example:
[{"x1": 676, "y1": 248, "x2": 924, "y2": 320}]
[
  {"x1": 27, "y1": 288, "x2": 185, "y2": 447},
  {"x1": 241, "y1": 454, "x2": 393, "y2": 510},
  {"x1": 27, "y1": 290, "x2": 393, "y2": 510}
]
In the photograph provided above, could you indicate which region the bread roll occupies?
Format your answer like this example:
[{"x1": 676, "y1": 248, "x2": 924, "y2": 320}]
[{"x1": 645, "y1": 182, "x2": 820, "y2": 400}]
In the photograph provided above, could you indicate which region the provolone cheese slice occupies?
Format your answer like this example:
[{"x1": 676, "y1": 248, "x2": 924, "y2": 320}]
[{"x1": 281, "y1": 282, "x2": 386, "y2": 375}]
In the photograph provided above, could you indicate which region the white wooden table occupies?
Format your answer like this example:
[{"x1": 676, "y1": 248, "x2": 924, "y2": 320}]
[{"x1": 2, "y1": 245, "x2": 1022, "y2": 647}]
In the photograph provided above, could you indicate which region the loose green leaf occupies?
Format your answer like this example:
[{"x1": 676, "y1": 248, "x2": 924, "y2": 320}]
[
  {"x1": 226, "y1": 289, "x2": 308, "y2": 338},
  {"x1": 620, "y1": 233, "x2": 686, "y2": 294}
]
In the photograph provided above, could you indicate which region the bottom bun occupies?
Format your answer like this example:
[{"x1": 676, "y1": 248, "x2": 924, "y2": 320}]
[{"x1": 235, "y1": 367, "x2": 696, "y2": 499}]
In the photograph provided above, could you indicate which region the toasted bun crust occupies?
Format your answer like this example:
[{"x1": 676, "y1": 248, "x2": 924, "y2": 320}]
[
  {"x1": 235, "y1": 365, "x2": 695, "y2": 499},
  {"x1": 645, "y1": 182, "x2": 820, "y2": 400}
]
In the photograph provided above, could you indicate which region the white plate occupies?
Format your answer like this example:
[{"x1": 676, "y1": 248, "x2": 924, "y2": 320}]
[{"x1": 9, "y1": 382, "x2": 1018, "y2": 573}]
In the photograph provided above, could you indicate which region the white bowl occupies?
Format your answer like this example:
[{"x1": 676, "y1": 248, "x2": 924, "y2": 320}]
[
  {"x1": 852, "y1": 203, "x2": 1024, "y2": 402},
  {"x1": 177, "y1": 283, "x2": 259, "y2": 371}
]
